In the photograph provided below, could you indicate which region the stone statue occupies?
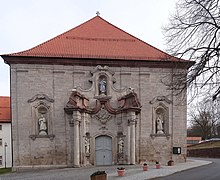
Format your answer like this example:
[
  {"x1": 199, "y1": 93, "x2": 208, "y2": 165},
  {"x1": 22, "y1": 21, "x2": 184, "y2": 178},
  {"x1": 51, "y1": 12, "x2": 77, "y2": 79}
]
[
  {"x1": 39, "y1": 114, "x2": 47, "y2": 135},
  {"x1": 85, "y1": 137, "x2": 90, "y2": 154},
  {"x1": 99, "y1": 78, "x2": 106, "y2": 94},
  {"x1": 118, "y1": 138, "x2": 124, "y2": 153},
  {"x1": 156, "y1": 113, "x2": 164, "y2": 134}
]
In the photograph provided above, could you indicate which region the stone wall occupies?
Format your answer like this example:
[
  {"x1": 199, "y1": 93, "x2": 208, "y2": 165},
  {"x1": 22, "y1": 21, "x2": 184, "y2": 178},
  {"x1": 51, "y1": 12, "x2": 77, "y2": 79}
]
[
  {"x1": 188, "y1": 147, "x2": 220, "y2": 158},
  {"x1": 10, "y1": 63, "x2": 187, "y2": 169}
]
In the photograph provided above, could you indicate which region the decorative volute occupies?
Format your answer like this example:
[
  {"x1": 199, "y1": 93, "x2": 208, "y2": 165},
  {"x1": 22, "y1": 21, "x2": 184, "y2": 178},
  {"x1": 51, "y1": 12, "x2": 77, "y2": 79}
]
[
  {"x1": 65, "y1": 66, "x2": 141, "y2": 115},
  {"x1": 64, "y1": 90, "x2": 89, "y2": 114},
  {"x1": 65, "y1": 90, "x2": 141, "y2": 115},
  {"x1": 118, "y1": 92, "x2": 141, "y2": 112}
]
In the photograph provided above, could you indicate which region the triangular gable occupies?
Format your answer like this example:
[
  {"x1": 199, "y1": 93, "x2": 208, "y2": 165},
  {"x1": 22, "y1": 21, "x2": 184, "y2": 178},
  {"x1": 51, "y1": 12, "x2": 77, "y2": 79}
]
[{"x1": 2, "y1": 16, "x2": 188, "y2": 63}]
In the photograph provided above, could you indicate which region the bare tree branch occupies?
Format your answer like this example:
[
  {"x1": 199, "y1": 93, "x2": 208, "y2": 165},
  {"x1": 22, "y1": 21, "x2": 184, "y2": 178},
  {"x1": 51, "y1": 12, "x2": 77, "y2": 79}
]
[{"x1": 164, "y1": 0, "x2": 220, "y2": 100}]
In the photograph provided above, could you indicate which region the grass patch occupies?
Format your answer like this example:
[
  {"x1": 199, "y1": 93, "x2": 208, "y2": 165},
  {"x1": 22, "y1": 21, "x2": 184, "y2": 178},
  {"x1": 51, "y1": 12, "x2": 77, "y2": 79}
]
[{"x1": 0, "y1": 168, "x2": 12, "y2": 174}]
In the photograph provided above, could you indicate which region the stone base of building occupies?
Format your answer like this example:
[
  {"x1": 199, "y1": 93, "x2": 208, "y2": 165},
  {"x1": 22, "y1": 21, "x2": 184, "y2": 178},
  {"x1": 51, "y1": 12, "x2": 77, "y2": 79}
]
[{"x1": 12, "y1": 165, "x2": 68, "y2": 172}]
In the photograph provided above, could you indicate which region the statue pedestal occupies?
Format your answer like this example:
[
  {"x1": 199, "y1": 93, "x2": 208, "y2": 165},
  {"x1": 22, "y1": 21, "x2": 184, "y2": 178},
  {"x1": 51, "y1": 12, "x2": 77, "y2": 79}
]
[
  {"x1": 157, "y1": 130, "x2": 164, "y2": 134},
  {"x1": 39, "y1": 131, "x2": 47, "y2": 135}
]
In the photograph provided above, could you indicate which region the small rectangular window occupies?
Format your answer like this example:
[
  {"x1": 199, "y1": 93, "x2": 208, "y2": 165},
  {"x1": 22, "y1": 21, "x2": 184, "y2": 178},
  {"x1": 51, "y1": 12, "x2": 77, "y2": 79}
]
[
  {"x1": 0, "y1": 125, "x2": 2, "y2": 130},
  {"x1": 0, "y1": 139, "x2": 2, "y2": 146},
  {"x1": 0, "y1": 156, "x2": 2, "y2": 165}
]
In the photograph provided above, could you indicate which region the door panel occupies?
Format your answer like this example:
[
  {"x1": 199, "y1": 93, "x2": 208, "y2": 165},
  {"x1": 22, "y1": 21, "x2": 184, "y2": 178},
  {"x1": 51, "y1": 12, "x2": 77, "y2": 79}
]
[{"x1": 95, "y1": 136, "x2": 112, "y2": 165}]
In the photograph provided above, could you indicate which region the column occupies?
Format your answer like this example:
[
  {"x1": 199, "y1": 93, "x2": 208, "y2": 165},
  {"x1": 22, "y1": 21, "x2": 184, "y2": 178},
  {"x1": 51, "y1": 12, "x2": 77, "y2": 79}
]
[
  {"x1": 72, "y1": 111, "x2": 81, "y2": 167},
  {"x1": 127, "y1": 124, "x2": 131, "y2": 164},
  {"x1": 80, "y1": 112, "x2": 85, "y2": 165},
  {"x1": 128, "y1": 111, "x2": 136, "y2": 165}
]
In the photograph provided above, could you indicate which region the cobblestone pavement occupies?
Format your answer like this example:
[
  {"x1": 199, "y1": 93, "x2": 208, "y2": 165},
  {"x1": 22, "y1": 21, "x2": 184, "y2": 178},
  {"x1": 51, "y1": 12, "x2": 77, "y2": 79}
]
[{"x1": 0, "y1": 159, "x2": 211, "y2": 180}]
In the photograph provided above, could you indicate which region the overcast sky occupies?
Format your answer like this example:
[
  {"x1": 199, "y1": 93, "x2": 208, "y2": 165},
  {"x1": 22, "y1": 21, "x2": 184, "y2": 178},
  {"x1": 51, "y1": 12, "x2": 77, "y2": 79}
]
[{"x1": 0, "y1": 0, "x2": 177, "y2": 96}]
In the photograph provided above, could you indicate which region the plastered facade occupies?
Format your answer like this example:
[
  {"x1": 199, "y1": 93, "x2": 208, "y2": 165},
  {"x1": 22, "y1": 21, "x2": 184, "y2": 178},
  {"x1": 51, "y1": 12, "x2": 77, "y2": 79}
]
[{"x1": 10, "y1": 63, "x2": 187, "y2": 170}]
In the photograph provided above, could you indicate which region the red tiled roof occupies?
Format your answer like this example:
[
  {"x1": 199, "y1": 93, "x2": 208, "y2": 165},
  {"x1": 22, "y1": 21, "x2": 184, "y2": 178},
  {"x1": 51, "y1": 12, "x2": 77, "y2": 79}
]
[
  {"x1": 0, "y1": 96, "x2": 11, "y2": 123},
  {"x1": 4, "y1": 16, "x2": 185, "y2": 62}
]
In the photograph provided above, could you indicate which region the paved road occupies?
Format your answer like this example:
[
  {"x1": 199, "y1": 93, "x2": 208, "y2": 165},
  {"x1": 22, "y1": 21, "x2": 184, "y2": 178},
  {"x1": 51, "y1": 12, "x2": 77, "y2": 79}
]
[
  {"x1": 0, "y1": 158, "x2": 212, "y2": 180},
  {"x1": 155, "y1": 158, "x2": 220, "y2": 180}
]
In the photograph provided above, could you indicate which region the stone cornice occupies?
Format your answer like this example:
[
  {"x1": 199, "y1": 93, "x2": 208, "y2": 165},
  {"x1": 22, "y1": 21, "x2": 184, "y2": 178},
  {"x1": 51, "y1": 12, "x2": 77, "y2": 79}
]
[{"x1": 2, "y1": 56, "x2": 193, "y2": 69}]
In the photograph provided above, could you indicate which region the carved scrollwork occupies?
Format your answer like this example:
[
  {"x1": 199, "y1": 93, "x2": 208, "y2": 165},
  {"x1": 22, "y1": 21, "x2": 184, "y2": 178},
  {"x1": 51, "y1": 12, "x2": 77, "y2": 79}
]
[
  {"x1": 149, "y1": 96, "x2": 171, "y2": 104},
  {"x1": 94, "y1": 107, "x2": 112, "y2": 125},
  {"x1": 95, "y1": 107, "x2": 112, "y2": 130},
  {"x1": 90, "y1": 65, "x2": 115, "y2": 76},
  {"x1": 28, "y1": 94, "x2": 54, "y2": 103}
]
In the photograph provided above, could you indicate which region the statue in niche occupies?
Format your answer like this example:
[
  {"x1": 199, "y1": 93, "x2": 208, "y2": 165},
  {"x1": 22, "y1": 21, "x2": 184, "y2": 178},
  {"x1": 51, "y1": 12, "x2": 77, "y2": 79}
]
[
  {"x1": 99, "y1": 78, "x2": 107, "y2": 95},
  {"x1": 118, "y1": 138, "x2": 124, "y2": 154},
  {"x1": 38, "y1": 114, "x2": 47, "y2": 135},
  {"x1": 85, "y1": 136, "x2": 90, "y2": 154},
  {"x1": 156, "y1": 113, "x2": 164, "y2": 134}
]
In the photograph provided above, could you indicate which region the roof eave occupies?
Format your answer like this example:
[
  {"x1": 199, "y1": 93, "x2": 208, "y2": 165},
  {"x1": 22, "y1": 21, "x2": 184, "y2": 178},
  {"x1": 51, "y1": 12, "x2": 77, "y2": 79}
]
[{"x1": 1, "y1": 55, "x2": 194, "y2": 69}]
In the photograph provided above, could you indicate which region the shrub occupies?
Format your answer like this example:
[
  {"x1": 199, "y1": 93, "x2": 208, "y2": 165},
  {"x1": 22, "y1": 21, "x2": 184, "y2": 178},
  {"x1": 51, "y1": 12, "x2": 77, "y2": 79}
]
[
  {"x1": 90, "y1": 171, "x2": 106, "y2": 177},
  {"x1": 117, "y1": 167, "x2": 125, "y2": 170}
]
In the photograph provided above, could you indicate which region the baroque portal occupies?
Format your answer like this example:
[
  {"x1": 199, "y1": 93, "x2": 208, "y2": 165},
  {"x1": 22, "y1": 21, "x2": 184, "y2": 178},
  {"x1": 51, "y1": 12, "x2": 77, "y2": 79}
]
[{"x1": 64, "y1": 65, "x2": 141, "y2": 166}]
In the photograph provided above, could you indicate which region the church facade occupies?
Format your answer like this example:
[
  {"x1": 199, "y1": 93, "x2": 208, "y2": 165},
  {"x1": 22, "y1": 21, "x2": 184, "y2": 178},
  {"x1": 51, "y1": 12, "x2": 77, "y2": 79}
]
[{"x1": 1, "y1": 16, "x2": 192, "y2": 170}]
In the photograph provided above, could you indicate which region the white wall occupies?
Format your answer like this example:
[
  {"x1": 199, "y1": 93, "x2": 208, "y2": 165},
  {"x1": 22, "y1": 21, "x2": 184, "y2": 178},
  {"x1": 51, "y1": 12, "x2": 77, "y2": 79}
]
[{"x1": 0, "y1": 123, "x2": 12, "y2": 168}]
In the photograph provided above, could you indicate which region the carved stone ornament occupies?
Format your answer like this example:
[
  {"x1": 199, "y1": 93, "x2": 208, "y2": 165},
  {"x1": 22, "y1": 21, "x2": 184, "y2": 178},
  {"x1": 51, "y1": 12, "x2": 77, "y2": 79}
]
[
  {"x1": 85, "y1": 136, "x2": 90, "y2": 155},
  {"x1": 118, "y1": 92, "x2": 141, "y2": 110},
  {"x1": 156, "y1": 113, "x2": 164, "y2": 134},
  {"x1": 118, "y1": 137, "x2": 124, "y2": 154},
  {"x1": 64, "y1": 90, "x2": 89, "y2": 114},
  {"x1": 95, "y1": 107, "x2": 112, "y2": 125},
  {"x1": 29, "y1": 134, "x2": 55, "y2": 141},
  {"x1": 99, "y1": 76, "x2": 107, "y2": 95},
  {"x1": 28, "y1": 94, "x2": 54, "y2": 103},
  {"x1": 90, "y1": 65, "x2": 115, "y2": 76},
  {"x1": 128, "y1": 118, "x2": 137, "y2": 125},
  {"x1": 149, "y1": 96, "x2": 172, "y2": 104},
  {"x1": 38, "y1": 114, "x2": 48, "y2": 135}
]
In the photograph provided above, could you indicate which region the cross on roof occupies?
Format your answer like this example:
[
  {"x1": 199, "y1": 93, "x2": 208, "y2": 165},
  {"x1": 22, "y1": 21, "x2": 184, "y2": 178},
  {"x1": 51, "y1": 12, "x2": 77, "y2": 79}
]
[{"x1": 96, "y1": 11, "x2": 100, "y2": 16}]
